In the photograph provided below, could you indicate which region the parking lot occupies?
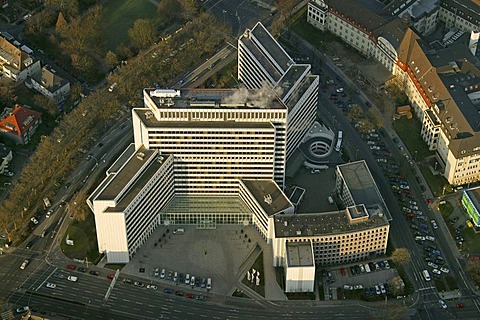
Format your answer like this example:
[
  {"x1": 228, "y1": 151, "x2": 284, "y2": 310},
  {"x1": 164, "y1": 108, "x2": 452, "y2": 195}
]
[{"x1": 321, "y1": 260, "x2": 396, "y2": 300}]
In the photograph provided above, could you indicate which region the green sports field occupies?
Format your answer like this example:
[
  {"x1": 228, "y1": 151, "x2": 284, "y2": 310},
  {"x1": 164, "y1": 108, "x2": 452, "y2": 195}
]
[{"x1": 102, "y1": 0, "x2": 158, "y2": 52}]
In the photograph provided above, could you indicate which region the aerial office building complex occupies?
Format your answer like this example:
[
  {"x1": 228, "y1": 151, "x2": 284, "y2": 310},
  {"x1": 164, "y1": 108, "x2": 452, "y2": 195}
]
[
  {"x1": 89, "y1": 88, "x2": 294, "y2": 263},
  {"x1": 238, "y1": 22, "x2": 320, "y2": 159},
  {"x1": 88, "y1": 23, "x2": 389, "y2": 294},
  {"x1": 307, "y1": 0, "x2": 480, "y2": 186}
]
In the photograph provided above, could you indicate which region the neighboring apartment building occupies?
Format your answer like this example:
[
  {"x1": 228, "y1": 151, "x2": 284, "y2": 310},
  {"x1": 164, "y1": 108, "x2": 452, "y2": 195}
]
[
  {"x1": 238, "y1": 22, "x2": 320, "y2": 159},
  {"x1": 0, "y1": 32, "x2": 40, "y2": 82},
  {"x1": 28, "y1": 65, "x2": 71, "y2": 103},
  {"x1": 0, "y1": 143, "x2": 12, "y2": 175},
  {"x1": 307, "y1": 0, "x2": 480, "y2": 186},
  {"x1": 0, "y1": 105, "x2": 42, "y2": 144}
]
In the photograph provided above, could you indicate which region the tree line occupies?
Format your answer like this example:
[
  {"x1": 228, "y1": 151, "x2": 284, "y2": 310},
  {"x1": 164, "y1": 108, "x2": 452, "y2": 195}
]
[{"x1": 0, "y1": 8, "x2": 228, "y2": 243}]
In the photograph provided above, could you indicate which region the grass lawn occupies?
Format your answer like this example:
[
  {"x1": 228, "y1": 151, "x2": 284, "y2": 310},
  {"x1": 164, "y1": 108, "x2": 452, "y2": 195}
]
[
  {"x1": 289, "y1": 7, "x2": 335, "y2": 50},
  {"x1": 420, "y1": 165, "x2": 449, "y2": 197},
  {"x1": 102, "y1": 0, "x2": 158, "y2": 52},
  {"x1": 461, "y1": 227, "x2": 480, "y2": 254},
  {"x1": 61, "y1": 212, "x2": 100, "y2": 263},
  {"x1": 393, "y1": 117, "x2": 433, "y2": 161}
]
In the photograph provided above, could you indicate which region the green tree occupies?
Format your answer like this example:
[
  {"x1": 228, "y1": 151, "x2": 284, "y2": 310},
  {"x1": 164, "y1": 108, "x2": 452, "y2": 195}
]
[
  {"x1": 34, "y1": 94, "x2": 58, "y2": 117},
  {"x1": 105, "y1": 51, "x2": 119, "y2": 70},
  {"x1": 70, "y1": 83, "x2": 83, "y2": 102},
  {"x1": 157, "y1": 0, "x2": 180, "y2": 23},
  {"x1": 391, "y1": 248, "x2": 411, "y2": 266},
  {"x1": 128, "y1": 19, "x2": 157, "y2": 49},
  {"x1": 368, "y1": 107, "x2": 383, "y2": 129},
  {"x1": 45, "y1": 0, "x2": 79, "y2": 18},
  {"x1": 180, "y1": 0, "x2": 199, "y2": 19}
]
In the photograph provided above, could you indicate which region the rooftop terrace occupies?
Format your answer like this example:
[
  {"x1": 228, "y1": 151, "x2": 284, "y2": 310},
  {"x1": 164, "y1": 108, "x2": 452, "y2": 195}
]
[{"x1": 242, "y1": 179, "x2": 293, "y2": 217}]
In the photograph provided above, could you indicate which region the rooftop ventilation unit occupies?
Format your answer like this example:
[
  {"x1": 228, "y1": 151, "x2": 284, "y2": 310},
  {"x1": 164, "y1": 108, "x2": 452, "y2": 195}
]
[
  {"x1": 136, "y1": 152, "x2": 145, "y2": 160},
  {"x1": 150, "y1": 89, "x2": 180, "y2": 98},
  {"x1": 145, "y1": 111, "x2": 153, "y2": 119}
]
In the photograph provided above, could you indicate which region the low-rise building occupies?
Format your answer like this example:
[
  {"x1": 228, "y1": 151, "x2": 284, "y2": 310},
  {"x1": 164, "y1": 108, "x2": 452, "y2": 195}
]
[
  {"x1": 0, "y1": 32, "x2": 40, "y2": 82},
  {"x1": 28, "y1": 65, "x2": 71, "y2": 103},
  {"x1": 0, "y1": 105, "x2": 42, "y2": 144},
  {"x1": 461, "y1": 186, "x2": 480, "y2": 230}
]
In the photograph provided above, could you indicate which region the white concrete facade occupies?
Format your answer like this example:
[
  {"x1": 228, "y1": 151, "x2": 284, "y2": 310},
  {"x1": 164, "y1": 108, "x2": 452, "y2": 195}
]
[{"x1": 238, "y1": 22, "x2": 319, "y2": 160}]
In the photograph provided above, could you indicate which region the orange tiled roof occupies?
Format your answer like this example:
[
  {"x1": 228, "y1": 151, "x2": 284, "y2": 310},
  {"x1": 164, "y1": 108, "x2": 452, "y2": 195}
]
[{"x1": 0, "y1": 104, "x2": 41, "y2": 137}]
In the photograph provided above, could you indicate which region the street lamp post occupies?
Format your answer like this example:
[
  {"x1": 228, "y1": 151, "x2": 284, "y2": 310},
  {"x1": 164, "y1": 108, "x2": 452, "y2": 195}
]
[{"x1": 222, "y1": 9, "x2": 227, "y2": 25}]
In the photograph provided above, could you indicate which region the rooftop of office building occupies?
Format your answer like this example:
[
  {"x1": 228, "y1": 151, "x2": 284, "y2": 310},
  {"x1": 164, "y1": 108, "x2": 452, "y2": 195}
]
[
  {"x1": 274, "y1": 206, "x2": 389, "y2": 238},
  {"x1": 144, "y1": 88, "x2": 287, "y2": 110},
  {"x1": 92, "y1": 145, "x2": 171, "y2": 212},
  {"x1": 286, "y1": 242, "x2": 314, "y2": 267},
  {"x1": 247, "y1": 22, "x2": 292, "y2": 73},
  {"x1": 336, "y1": 161, "x2": 391, "y2": 219},
  {"x1": 159, "y1": 195, "x2": 252, "y2": 215},
  {"x1": 241, "y1": 179, "x2": 293, "y2": 217}
]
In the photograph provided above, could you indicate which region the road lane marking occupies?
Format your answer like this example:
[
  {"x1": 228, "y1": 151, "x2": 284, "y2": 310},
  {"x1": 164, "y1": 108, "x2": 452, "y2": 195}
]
[{"x1": 35, "y1": 267, "x2": 58, "y2": 291}]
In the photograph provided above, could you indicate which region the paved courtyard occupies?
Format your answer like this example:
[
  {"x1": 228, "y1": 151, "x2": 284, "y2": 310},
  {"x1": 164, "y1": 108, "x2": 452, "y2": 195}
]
[{"x1": 121, "y1": 224, "x2": 280, "y2": 297}]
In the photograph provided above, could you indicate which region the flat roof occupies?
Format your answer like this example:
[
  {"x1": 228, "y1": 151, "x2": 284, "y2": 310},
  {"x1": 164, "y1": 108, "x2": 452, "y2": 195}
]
[
  {"x1": 97, "y1": 147, "x2": 157, "y2": 201},
  {"x1": 337, "y1": 161, "x2": 381, "y2": 205},
  {"x1": 274, "y1": 209, "x2": 389, "y2": 238},
  {"x1": 336, "y1": 161, "x2": 392, "y2": 221},
  {"x1": 277, "y1": 64, "x2": 310, "y2": 100},
  {"x1": 286, "y1": 242, "x2": 314, "y2": 267},
  {"x1": 249, "y1": 22, "x2": 292, "y2": 72},
  {"x1": 145, "y1": 88, "x2": 286, "y2": 110},
  {"x1": 240, "y1": 37, "x2": 282, "y2": 82},
  {"x1": 242, "y1": 179, "x2": 293, "y2": 217}
]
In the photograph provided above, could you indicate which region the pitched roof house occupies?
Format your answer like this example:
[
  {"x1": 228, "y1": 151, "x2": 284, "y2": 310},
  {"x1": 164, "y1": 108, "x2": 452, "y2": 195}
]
[{"x1": 0, "y1": 105, "x2": 42, "y2": 144}]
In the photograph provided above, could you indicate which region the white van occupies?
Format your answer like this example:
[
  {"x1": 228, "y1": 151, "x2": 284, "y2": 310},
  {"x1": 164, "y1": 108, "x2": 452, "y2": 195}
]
[
  {"x1": 173, "y1": 228, "x2": 184, "y2": 234},
  {"x1": 422, "y1": 269, "x2": 431, "y2": 281},
  {"x1": 206, "y1": 278, "x2": 212, "y2": 290},
  {"x1": 364, "y1": 263, "x2": 371, "y2": 273}
]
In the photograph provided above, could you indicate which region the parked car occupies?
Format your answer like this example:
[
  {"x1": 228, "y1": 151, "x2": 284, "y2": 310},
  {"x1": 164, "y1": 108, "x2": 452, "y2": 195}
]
[
  {"x1": 440, "y1": 267, "x2": 450, "y2": 273},
  {"x1": 106, "y1": 274, "x2": 115, "y2": 279},
  {"x1": 66, "y1": 265, "x2": 76, "y2": 270},
  {"x1": 46, "y1": 283, "x2": 56, "y2": 289},
  {"x1": 455, "y1": 303, "x2": 464, "y2": 308},
  {"x1": 439, "y1": 299, "x2": 447, "y2": 309},
  {"x1": 146, "y1": 284, "x2": 158, "y2": 290},
  {"x1": 431, "y1": 220, "x2": 438, "y2": 229},
  {"x1": 89, "y1": 270, "x2": 99, "y2": 276},
  {"x1": 432, "y1": 269, "x2": 442, "y2": 275},
  {"x1": 164, "y1": 288, "x2": 174, "y2": 294}
]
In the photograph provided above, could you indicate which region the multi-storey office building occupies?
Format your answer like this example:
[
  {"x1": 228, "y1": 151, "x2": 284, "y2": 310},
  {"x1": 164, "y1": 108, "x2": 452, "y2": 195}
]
[
  {"x1": 238, "y1": 22, "x2": 320, "y2": 159},
  {"x1": 87, "y1": 146, "x2": 175, "y2": 262},
  {"x1": 307, "y1": 0, "x2": 480, "y2": 186},
  {"x1": 134, "y1": 88, "x2": 288, "y2": 190}
]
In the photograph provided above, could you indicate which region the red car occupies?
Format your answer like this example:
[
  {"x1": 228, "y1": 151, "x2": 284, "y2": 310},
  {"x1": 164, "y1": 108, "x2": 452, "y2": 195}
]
[
  {"x1": 455, "y1": 303, "x2": 464, "y2": 308},
  {"x1": 66, "y1": 265, "x2": 76, "y2": 270},
  {"x1": 184, "y1": 293, "x2": 194, "y2": 299},
  {"x1": 406, "y1": 213, "x2": 415, "y2": 219},
  {"x1": 106, "y1": 274, "x2": 115, "y2": 279},
  {"x1": 340, "y1": 267, "x2": 346, "y2": 276}
]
